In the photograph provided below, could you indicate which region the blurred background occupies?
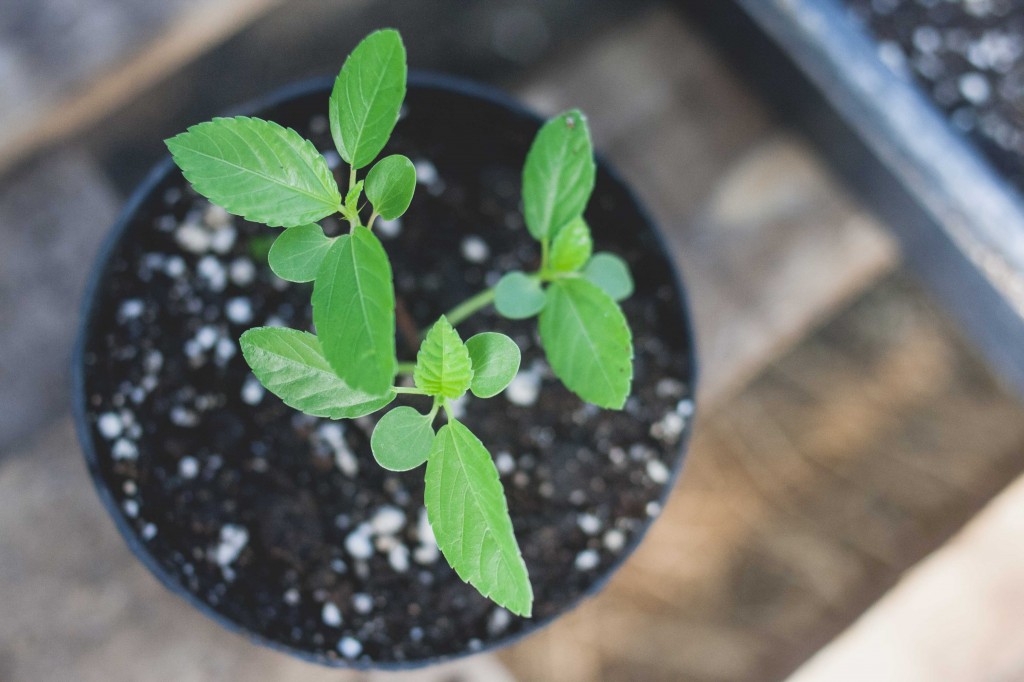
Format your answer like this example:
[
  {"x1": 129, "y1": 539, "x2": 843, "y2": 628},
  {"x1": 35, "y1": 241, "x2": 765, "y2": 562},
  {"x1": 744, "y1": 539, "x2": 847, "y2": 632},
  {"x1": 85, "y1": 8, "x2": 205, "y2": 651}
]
[{"x1": 4, "y1": 1, "x2": 1024, "y2": 680}]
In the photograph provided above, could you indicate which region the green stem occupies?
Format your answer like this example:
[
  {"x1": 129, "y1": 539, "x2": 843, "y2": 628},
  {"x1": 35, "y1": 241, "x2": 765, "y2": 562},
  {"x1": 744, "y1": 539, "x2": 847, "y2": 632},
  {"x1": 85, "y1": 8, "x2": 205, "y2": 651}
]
[
  {"x1": 392, "y1": 386, "x2": 426, "y2": 395},
  {"x1": 396, "y1": 361, "x2": 416, "y2": 374},
  {"x1": 444, "y1": 287, "x2": 497, "y2": 327}
]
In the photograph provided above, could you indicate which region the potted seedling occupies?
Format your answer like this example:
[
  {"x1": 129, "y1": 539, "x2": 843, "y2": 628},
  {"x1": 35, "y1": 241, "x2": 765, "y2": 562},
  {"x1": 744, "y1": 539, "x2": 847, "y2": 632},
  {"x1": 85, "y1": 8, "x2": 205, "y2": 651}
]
[{"x1": 75, "y1": 29, "x2": 695, "y2": 666}]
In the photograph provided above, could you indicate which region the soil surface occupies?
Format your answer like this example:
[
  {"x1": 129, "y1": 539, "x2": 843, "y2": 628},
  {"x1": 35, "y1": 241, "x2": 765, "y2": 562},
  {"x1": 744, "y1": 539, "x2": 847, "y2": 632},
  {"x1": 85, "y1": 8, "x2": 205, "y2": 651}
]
[
  {"x1": 78, "y1": 82, "x2": 694, "y2": 666},
  {"x1": 847, "y1": 0, "x2": 1024, "y2": 190}
]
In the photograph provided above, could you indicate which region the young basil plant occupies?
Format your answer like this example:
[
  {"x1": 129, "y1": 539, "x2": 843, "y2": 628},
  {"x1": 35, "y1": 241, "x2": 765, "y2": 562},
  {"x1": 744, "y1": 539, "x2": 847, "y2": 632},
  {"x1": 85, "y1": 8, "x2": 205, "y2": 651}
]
[{"x1": 165, "y1": 27, "x2": 636, "y2": 620}]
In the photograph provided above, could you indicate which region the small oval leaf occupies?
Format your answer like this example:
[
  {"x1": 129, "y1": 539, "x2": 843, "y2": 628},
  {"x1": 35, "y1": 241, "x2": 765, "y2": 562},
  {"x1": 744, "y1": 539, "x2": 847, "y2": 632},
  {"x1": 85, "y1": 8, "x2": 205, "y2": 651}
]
[
  {"x1": 539, "y1": 278, "x2": 633, "y2": 409},
  {"x1": 549, "y1": 217, "x2": 593, "y2": 272},
  {"x1": 240, "y1": 327, "x2": 395, "y2": 419},
  {"x1": 166, "y1": 116, "x2": 342, "y2": 228},
  {"x1": 371, "y1": 406, "x2": 435, "y2": 471},
  {"x1": 522, "y1": 110, "x2": 596, "y2": 242},
  {"x1": 312, "y1": 227, "x2": 396, "y2": 396},
  {"x1": 466, "y1": 333, "x2": 521, "y2": 399},
  {"x1": 583, "y1": 252, "x2": 634, "y2": 302},
  {"x1": 414, "y1": 316, "x2": 473, "y2": 400},
  {"x1": 268, "y1": 224, "x2": 333, "y2": 283},
  {"x1": 425, "y1": 419, "x2": 533, "y2": 616},
  {"x1": 365, "y1": 154, "x2": 416, "y2": 220},
  {"x1": 329, "y1": 29, "x2": 407, "y2": 169},
  {"x1": 494, "y1": 272, "x2": 546, "y2": 320}
]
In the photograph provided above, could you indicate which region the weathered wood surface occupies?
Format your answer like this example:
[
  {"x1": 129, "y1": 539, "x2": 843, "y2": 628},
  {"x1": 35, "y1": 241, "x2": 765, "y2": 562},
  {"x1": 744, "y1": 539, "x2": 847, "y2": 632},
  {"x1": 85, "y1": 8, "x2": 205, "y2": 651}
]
[
  {"x1": 0, "y1": 151, "x2": 119, "y2": 452},
  {"x1": 788, "y1": 471, "x2": 1024, "y2": 682},
  {"x1": 0, "y1": 0, "x2": 281, "y2": 173}
]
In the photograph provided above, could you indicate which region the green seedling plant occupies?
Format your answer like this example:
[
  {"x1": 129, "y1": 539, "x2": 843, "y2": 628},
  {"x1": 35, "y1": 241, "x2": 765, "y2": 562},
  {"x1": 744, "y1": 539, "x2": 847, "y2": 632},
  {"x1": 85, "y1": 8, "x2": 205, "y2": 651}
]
[{"x1": 165, "y1": 28, "x2": 635, "y2": 619}]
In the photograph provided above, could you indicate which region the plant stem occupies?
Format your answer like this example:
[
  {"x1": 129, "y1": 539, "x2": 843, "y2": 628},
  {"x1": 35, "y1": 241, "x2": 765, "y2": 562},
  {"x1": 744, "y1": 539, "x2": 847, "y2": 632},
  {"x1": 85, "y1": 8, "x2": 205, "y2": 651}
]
[
  {"x1": 396, "y1": 361, "x2": 416, "y2": 374},
  {"x1": 392, "y1": 386, "x2": 425, "y2": 395},
  {"x1": 444, "y1": 287, "x2": 497, "y2": 327}
]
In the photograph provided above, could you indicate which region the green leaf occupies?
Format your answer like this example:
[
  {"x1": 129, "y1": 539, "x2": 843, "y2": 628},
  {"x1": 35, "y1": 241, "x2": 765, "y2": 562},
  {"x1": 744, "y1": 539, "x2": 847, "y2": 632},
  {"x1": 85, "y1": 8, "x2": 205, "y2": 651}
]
[
  {"x1": 583, "y1": 252, "x2": 634, "y2": 302},
  {"x1": 521, "y1": 109, "x2": 596, "y2": 241},
  {"x1": 494, "y1": 272, "x2": 546, "y2": 320},
  {"x1": 166, "y1": 116, "x2": 341, "y2": 228},
  {"x1": 414, "y1": 316, "x2": 473, "y2": 400},
  {"x1": 371, "y1": 406, "x2": 434, "y2": 471},
  {"x1": 344, "y1": 180, "x2": 364, "y2": 216},
  {"x1": 365, "y1": 154, "x2": 416, "y2": 220},
  {"x1": 268, "y1": 224, "x2": 333, "y2": 283},
  {"x1": 312, "y1": 227, "x2": 396, "y2": 396},
  {"x1": 239, "y1": 327, "x2": 394, "y2": 419},
  {"x1": 466, "y1": 333, "x2": 521, "y2": 399},
  {"x1": 329, "y1": 29, "x2": 407, "y2": 169},
  {"x1": 539, "y1": 278, "x2": 633, "y2": 409},
  {"x1": 425, "y1": 419, "x2": 533, "y2": 616},
  {"x1": 549, "y1": 217, "x2": 593, "y2": 272}
]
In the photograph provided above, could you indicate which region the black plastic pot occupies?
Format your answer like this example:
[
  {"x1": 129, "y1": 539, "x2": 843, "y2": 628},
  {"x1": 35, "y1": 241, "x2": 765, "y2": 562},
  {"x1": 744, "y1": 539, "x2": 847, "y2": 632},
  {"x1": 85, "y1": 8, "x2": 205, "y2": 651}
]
[{"x1": 73, "y1": 73, "x2": 697, "y2": 669}]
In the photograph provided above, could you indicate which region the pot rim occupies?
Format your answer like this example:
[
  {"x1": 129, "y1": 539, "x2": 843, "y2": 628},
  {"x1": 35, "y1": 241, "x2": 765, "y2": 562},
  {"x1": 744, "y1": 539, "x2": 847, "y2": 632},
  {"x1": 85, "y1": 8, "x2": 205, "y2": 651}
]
[{"x1": 71, "y1": 71, "x2": 699, "y2": 671}]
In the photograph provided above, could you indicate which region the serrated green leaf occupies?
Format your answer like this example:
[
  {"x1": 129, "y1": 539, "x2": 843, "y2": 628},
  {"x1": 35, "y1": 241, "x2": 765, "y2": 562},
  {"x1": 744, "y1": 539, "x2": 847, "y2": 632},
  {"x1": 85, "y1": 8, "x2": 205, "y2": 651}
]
[
  {"x1": 494, "y1": 272, "x2": 546, "y2": 320},
  {"x1": 312, "y1": 227, "x2": 396, "y2": 395},
  {"x1": 329, "y1": 29, "x2": 407, "y2": 169},
  {"x1": 583, "y1": 252, "x2": 634, "y2": 302},
  {"x1": 549, "y1": 216, "x2": 593, "y2": 272},
  {"x1": 414, "y1": 316, "x2": 473, "y2": 400},
  {"x1": 371, "y1": 406, "x2": 434, "y2": 471},
  {"x1": 344, "y1": 180, "x2": 364, "y2": 214},
  {"x1": 466, "y1": 333, "x2": 521, "y2": 399},
  {"x1": 522, "y1": 109, "x2": 596, "y2": 242},
  {"x1": 425, "y1": 419, "x2": 533, "y2": 616},
  {"x1": 539, "y1": 278, "x2": 633, "y2": 409},
  {"x1": 268, "y1": 224, "x2": 334, "y2": 283},
  {"x1": 365, "y1": 154, "x2": 416, "y2": 220},
  {"x1": 240, "y1": 327, "x2": 394, "y2": 418},
  {"x1": 166, "y1": 116, "x2": 341, "y2": 228}
]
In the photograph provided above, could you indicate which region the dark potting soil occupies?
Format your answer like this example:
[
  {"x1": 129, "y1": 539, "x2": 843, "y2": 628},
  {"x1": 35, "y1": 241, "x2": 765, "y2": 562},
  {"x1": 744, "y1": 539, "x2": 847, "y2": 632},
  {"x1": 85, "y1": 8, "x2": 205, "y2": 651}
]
[
  {"x1": 78, "y1": 81, "x2": 694, "y2": 666},
  {"x1": 845, "y1": 0, "x2": 1024, "y2": 191}
]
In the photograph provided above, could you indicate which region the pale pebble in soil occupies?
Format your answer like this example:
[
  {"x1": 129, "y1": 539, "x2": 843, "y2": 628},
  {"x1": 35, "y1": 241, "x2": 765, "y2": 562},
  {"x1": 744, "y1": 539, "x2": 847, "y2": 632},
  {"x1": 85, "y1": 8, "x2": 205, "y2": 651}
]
[
  {"x1": 283, "y1": 588, "x2": 300, "y2": 606},
  {"x1": 241, "y1": 376, "x2": 264, "y2": 405},
  {"x1": 495, "y1": 451, "x2": 516, "y2": 475},
  {"x1": 461, "y1": 235, "x2": 489, "y2": 263},
  {"x1": 97, "y1": 412, "x2": 123, "y2": 439},
  {"x1": 111, "y1": 438, "x2": 138, "y2": 460},
  {"x1": 603, "y1": 528, "x2": 626, "y2": 553},
  {"x1": 487, "y1": 608, "x2": 512, "y2": 636},
  {"x1": 229, "y1": 258, "x2": 256, "y2": 286},
  {"x1": 225, "y1": 297, "x2": 253, "y2": 324},
  {"x1": 176, "y1": 221, "x2": 211, "y2": 254},
  {"x1": 209, "y1": 225, "x2": 237, "y2": 254},
  {"x1": 646, "y1": 458, "x2": 670, "y2": 484},
  {"x1": 377, "y1": 217, "x2": 402, "y2": 238},
  {"x1": 118, "y1": 299, "x2": 144, "y2": 321},
  {"x1": 213, "y1": 524, "x2": 249, "y2": 569},
  {"x1": 577, "y1": 512, "x2": 602, "y2": 535},
  {"x1": 505, "y1": 364, "x2": 541, "y2": 407},
  {"x1": 321, "y1": 602, "x2": 342, "y2": 627},
  {"x1": 345, "y1": 524, "x2": 374, "y2": 560},
  {"x1": 337, "y1": 637, "x2": 362, "y2": 658},
  {"x1": 197, "y1": 256, "x2": 227, "y2": 292},
  {"x1": 388, "y1": 544, "x2": 410, "y2": 573},
  {"x1": 179, "y1": 456, "x2": 199, "y2": 479},
  {"x1": 574, "y1": 549, "x2": 600, "y2": 571},
  {"x1": 352, "y1": 592, "x2": 373, "y2": 614},
  {"x1": 370, "y1": 506, "x2": 406, "y2": 536}
]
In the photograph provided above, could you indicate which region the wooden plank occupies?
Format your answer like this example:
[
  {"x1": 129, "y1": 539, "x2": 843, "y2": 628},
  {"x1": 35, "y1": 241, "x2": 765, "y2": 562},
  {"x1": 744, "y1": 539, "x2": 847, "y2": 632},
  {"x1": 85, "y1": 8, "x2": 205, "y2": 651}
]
[
  {"x1": 787, "y1": 470, "x2": 1024, "y2": 682},
  {"x1": 0, "y1": 150, "x2": 119, "y2": 454},
  {"x1": 0, "y1": 0, "x2": 283, "y2": 174}
]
